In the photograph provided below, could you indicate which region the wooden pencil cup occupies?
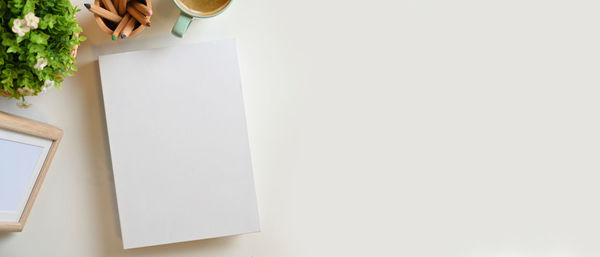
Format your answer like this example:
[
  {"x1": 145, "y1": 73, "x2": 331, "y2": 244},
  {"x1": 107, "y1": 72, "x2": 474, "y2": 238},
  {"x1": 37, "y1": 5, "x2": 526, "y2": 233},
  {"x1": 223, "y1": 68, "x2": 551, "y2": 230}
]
[{"x1": 93, "y1": 0, "x2": 152, "y2": 38}]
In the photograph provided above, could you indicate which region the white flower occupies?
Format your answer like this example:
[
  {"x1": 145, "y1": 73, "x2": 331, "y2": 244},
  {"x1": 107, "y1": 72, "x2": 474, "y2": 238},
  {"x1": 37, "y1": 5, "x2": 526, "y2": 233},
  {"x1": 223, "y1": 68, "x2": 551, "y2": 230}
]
[
  {"x1": 11, "y1": 13, "x2": 38, "y2": 37},
  {"x1": 16, "y1": 100, "x2": 31, "y2": 109},
  {"x1": 11, "y1": 19, "x2": 30, "y2": 37},
  {"x1": 41, "y1": 80, "x2": 55, "y2": 93},
  {"x1": 17, "y1": 87, "x2": 35, "y2": 96},
  {"x1": 24, "y1": 13, "x2": 39, "y2": 29},
  {"x1": 34, "y1": 58, "x2": 47, "y2": 70}
]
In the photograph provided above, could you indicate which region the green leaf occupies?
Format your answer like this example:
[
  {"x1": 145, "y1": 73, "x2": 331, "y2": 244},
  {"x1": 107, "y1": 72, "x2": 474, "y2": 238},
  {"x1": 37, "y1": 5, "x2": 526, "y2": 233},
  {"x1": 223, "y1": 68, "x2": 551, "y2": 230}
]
[
  {"x1": 0, "y1": 0, "x2": 83, "y2": 97},
  {"x1": 16, "y1": 33, "x2": 28, "y2": 43},
  {"x1": 39, "y1": 14, "x2": 56, "y2": 29},
  {"x1": 29, "y1": 31, "x2": 48, "y2": 45},
  {"x1": 7, "y1": 46, "x2": 19, "y2": 53},
  {"x1": 22, "y1": 0, "x2": 37, "y2": 15}
]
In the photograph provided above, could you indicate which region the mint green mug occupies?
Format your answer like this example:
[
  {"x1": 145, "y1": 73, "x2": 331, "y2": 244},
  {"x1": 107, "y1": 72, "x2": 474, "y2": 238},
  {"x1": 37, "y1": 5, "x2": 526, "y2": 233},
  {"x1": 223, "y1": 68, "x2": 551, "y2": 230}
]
[{"x1": 172, "y1": 0, "x2": 232, "y2": 38}]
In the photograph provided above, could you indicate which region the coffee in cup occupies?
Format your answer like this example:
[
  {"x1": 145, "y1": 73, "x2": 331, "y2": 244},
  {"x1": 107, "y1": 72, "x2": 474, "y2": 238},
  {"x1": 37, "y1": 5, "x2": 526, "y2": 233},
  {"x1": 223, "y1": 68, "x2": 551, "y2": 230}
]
[{"x1": 172, "y1": 0, "x2": 232, "y2": 38}]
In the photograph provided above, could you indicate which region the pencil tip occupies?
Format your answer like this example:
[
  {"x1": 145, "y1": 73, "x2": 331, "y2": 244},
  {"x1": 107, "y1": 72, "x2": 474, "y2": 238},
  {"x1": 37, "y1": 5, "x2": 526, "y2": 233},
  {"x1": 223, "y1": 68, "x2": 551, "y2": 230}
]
[
  {"x1": 121, "y1": 35, "x2": 126, "y2": 39},
  {"x1": 84, "y1": 3, "x2": 91, "y2": 9},
  {"x1": 112, "y1": 35, "x2": 116, "y2": 40}
]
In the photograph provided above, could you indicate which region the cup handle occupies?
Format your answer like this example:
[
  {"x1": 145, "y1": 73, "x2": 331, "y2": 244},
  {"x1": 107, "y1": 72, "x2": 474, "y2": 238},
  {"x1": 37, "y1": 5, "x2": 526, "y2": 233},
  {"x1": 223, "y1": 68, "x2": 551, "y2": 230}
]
[{"x1": 172, "y1": 12, "x2": 193, "y2": 38}]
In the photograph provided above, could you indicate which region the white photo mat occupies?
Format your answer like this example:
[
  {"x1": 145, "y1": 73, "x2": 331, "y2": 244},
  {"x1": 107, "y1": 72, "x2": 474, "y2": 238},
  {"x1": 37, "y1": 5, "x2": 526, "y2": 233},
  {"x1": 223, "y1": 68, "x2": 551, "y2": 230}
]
[{"x1": 0, "y1": 127, "x2": 52, "y2": 223}]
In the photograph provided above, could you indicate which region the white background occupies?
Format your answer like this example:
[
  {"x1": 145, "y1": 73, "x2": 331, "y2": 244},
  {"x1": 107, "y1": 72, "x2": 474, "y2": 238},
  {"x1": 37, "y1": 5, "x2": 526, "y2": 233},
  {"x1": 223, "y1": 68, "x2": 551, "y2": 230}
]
[{"x1": 1, "y1": 0, "x2": 600, "y2": 256}]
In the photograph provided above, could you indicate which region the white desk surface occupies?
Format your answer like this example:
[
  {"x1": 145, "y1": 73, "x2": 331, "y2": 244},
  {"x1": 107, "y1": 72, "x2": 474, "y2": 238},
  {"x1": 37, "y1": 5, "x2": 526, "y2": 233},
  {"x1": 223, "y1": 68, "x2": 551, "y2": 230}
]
[{"x1": 1, "y1": 0, "x2": 600, "y2": 256}]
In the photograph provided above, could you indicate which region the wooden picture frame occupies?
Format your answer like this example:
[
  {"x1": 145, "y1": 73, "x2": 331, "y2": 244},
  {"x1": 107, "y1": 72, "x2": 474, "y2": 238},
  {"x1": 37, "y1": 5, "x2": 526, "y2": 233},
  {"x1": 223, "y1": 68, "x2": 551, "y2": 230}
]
[{"x1": 0, "y1": 111, "x2": 63, "y2": 232}]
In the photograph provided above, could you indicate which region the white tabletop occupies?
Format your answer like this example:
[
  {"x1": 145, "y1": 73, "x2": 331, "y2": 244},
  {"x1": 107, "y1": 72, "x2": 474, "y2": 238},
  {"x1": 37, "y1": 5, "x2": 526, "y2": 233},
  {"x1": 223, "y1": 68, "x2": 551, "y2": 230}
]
[{"x1": 1, "y1": 0, "x2": 600, "y2": 256}]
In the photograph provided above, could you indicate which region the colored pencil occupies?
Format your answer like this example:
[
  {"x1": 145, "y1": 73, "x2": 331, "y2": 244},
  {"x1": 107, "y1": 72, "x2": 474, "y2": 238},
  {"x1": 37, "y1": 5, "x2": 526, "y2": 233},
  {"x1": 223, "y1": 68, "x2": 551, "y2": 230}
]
[
  {"x1": 101, "y1": 0, "x2": 118, "y2": 15},
  {"x1": 113, "y1": 0, "x2": 120, "y2": 14},
  {"x1": 112, "y1": 14, "x2": 131, "y2": 40},
  {"x1": 132, "y1": 2, "x2": 152, "y2": 16},
  {"x1": 117, "y1": 0, "x2": 127, "y2": 16},
  {"x1": 84, "y1": 3, "x2": 122, "y2": 23},
  {"x1": 127, "y1": 6, "x2": 150, "y2": 27},
  {"x1": 120, "y1": 18, "x2": 137, "y2": 38}
]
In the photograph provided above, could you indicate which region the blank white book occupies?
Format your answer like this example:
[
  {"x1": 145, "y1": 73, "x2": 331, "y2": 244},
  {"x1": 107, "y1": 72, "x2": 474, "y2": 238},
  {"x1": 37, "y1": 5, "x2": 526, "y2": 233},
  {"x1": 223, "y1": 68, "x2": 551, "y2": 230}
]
[{"x1": 99, "y1": 40, "x2": 259, "y2": 249}]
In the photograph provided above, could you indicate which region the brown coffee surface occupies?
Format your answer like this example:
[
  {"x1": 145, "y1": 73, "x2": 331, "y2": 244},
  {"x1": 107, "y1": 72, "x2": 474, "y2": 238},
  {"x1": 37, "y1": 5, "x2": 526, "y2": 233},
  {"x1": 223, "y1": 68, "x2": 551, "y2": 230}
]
[{"x1": 180, "y1": 0, "x2": 230, "y2": 14}]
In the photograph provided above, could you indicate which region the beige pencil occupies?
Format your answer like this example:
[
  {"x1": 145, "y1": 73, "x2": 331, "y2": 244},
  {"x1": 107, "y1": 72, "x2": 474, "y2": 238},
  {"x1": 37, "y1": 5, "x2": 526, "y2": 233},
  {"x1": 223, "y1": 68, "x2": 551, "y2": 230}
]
[
  {"x1": 127, "y1": 6, "x2": 150, "y2": 27},
  {"x1": 120, "y1": 18, "x2": 137, "y2": 38},
  {"x1": 132, "y1": 2, "x2": 152, "y2": 16},
  {"x1": 112, "y1": 0, "x2": 120, "y2": 14},
  {"x1": 112, "y1": 14, "x2": 131, "y2": 40},
  {"x1": 84, "y1": 3, "x2": 122, "y2": 23},
  {"x1": 101, "y1": 0, "x2": 118, "y2": 15},
  {"x1": 117, "y1": 0, "x2": 127, "y2": 16}
]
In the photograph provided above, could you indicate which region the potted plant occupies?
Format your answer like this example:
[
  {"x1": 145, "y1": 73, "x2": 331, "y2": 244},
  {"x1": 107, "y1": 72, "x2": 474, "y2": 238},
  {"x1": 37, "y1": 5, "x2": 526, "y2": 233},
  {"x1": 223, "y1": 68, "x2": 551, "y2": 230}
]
[{"x1": 0, "y1": 0, "x2": 85, "y2": 108}]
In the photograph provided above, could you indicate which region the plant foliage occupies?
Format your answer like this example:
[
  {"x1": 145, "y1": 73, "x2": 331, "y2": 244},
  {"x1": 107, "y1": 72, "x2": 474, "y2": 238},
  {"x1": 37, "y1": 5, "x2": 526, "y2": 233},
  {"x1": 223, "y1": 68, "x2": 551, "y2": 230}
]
[{"x1": 0, "y1": 0, "x2": 85, "y2": 100}]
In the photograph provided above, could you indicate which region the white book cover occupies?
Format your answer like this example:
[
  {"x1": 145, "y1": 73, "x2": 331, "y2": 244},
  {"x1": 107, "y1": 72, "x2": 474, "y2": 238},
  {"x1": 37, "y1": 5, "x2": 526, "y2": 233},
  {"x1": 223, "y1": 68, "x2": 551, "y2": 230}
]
[{"x1": 99, "y1": 40, "x2": 259, "y2": 249}]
